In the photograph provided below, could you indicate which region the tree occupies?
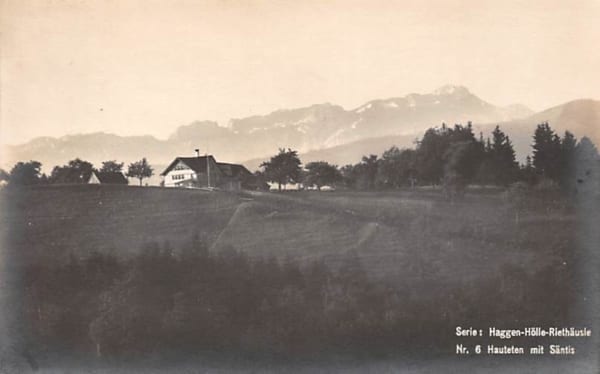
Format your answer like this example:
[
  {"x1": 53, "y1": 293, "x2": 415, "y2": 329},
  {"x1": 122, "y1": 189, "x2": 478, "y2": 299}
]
[
  {"x1": 360, "y1": 155, "x2": 379, "y2": 190},
  {"x1": 518, "y1": 155, "x2": 537, "y2": 185},
  {"x1": 340, "y1": 164, "x2": 358, "y2": 189},
  {"x1": 304, "y1": 161, "x2": 342, "y2": 190},
  {"x1": 8, "y1": 161, "x2": 43, "y2": 186},
  {"x1": 260, "y1": 148, "x2": 302, "y2": 191},
  {"x1": 379, "y1": 147, "x2": 402, "y2": 188},
  {"x1": 559, "y1": 131, "x2": 577, "y2": 192},
  {"x1": 50, "y1": 158, "x2": 94, "y2": 184},
  {"x1": 475, "y1": 136, "x2": 494, "y2": 185},
  {"x1": 416, "y1": 122, "x2": 483, "y2": 186},
  {"x1": 449, "y1": 122, "x2": 485, "y2": 183},
  {"x1": 378, "y1": 147, "x2": 418, "y2": 188},
  {"x1": 127, "y1": 158, "x2": 153, "y2": 186},
  {"x1": 532, "y1": 122, "x2": 562, "y2": 182},
  {"x1": 442, "y1": 141, "x2": 472, "y2": 200},
  {"x1": 416, "y1": 127, "x2": 447, "y2": 185},
  {"x1": 0, "y1": 168, "x2": 9, "y2": 184},
  {"x1": 488, "y1": 126, "x2": 518, "y2": 186},
  {"x1": 573, "y1": 137, "x2": 600, "y2": 194},
  {"x1": 99, "y1": 160, "x2": 124, "y2": 173}
]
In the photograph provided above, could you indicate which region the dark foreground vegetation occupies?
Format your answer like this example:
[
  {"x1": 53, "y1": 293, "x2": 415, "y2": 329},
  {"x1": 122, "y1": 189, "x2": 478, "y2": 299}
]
[
  {"x1": 0, "y1": 180, "x2": 597, "y2": 372},
  {"x1": 5, "y1": 232, "x2": 583, "y2": 367}
]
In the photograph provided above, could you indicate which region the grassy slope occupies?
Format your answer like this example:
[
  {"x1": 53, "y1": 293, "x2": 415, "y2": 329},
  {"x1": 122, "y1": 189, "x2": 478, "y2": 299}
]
[
  {"x1": 0, "y1": 185, "x2": 576, "y2": 288},
  {"x1": 214, "y1": 190, "x2": 575, "y2": 286},
  {"x1": 0, "y1": 185, "x2": 241, "y2": 262}
]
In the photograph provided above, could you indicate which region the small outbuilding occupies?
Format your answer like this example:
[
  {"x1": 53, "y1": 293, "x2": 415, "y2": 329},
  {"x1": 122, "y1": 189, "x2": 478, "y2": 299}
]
[{"x1": 88, "y1": 171, "x2": 129, "y2": 185}]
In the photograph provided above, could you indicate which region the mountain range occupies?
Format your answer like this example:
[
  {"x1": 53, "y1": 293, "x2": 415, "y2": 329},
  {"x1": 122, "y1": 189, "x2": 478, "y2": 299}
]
[{"x1": 2, "y1": 85, "x2": 598, "y2": 181}]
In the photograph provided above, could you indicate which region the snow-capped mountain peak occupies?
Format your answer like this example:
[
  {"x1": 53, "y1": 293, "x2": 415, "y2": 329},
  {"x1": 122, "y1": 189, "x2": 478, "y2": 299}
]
[{"x1": 432, "y1": 84, "x2": 471, "y2": 96}]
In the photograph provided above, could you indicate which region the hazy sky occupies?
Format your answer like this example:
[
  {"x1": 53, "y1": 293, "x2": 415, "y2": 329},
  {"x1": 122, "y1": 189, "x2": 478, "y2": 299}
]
[{"x1": 1, "y1": 0, "x2": 599, "y2": 145}]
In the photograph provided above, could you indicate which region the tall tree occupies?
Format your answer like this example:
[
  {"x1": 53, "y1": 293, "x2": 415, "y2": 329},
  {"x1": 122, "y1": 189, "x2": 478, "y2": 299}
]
[
  {"x1": 127, "y1": 158, "x2": 153, "y2": 186},
  {"x1": 379, "y1": 147, "x2": 417, "y2": 188},
  {"x1": 519, "y1": 155, "x2": 537, "y2": 185},
  {"x1": 475, "y1": 136, "x2": 494, "y2": 185},
  {"x1": 359, "y1": 154, "x2": 379, "y2": 190},
  {"x1": 442, "y1": 141, "x2": 472, "y2": 199},
  {"x1": 9, "y1": 161, "x2": 43, "y2": 186},
  {"x1": 260, "y1": 148, "x2": 302, "y2": 191},
  {"x1": 416, "y1": 122, "x2": 483, "y2": 186},
  {"x1": 0, "y1": 168, "x2": 9, "y2": 184},
  {"x1": 532, "y1": 122, "x2": 562, "y2": 182},
  {"x1": 489, "y1": 125, "x2": 518, "y2": 186},
  {"x1": 340, "y1": 164, "x2": 358, "y2": 189},
  {"x1": 99, "y1": 160, "x2": 125, "y2": 173},
  {"x1": 416, "y1": 127, "x2": 447, "y2": 185},
  {"x1": 50, "y1": 158, "x2": 94, "y2": 184},
  {"x1": 573, "y1": 137, "x2": 600, "y2": 194},
  {"x1": 559, "y1": 131, "x2": 577, "y2": 191},
  {"x1": 304, "y1": 161, "x2": 341, "y2": 190}
]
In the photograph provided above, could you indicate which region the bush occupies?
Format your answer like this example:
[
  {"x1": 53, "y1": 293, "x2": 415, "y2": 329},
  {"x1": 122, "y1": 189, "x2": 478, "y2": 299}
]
[{"x1": 16, "y1": 237, "x2": 575, "y2": 362}]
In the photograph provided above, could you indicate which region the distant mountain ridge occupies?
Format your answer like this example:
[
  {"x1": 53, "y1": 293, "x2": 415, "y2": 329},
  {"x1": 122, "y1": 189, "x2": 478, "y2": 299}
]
[
  {"x1": 3, "y1": 86, "x2": 597, "y2": 178},
  {"x1": 228, "y1": 85, "x2": 533, "y2": 150},
  {"x1": 240, "y1": 99, "x2": 597, "y2": 171}
]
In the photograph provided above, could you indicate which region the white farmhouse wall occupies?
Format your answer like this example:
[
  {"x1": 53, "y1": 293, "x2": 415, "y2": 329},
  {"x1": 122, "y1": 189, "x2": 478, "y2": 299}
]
[
  {"x1": 163, "y1": 161, "x2": 197, "y2": 187},
  {"x1": 268, "y1": 182, "x2": 303, "y2": 191},
  {"x1": 88, "y1": 172, "x2": 100, "y2": 184}
]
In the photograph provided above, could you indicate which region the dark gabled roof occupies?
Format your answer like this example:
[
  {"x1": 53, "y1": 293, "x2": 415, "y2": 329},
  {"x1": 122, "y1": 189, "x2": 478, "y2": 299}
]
[
  {"x1": 216, "y1": 162, "x2": 253, "y2": 178},
  {"x1": 95, "y1": 171, "x2": 128, "y2": 184},
  {"x1": 160, "y1": 156, "x2": 216, "y2": 176}
]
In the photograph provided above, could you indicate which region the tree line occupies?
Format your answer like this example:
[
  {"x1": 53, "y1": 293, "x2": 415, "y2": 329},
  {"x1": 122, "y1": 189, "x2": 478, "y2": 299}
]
[
  {"x1": 0, "y1": 158, "x2": 154, "y2": 186},
  {"x1": 259, "y1": 122, "x2": 599, "y2": 195},
  {"x1": 2, "y1": 121, "x2": 598, "y2": 194}
]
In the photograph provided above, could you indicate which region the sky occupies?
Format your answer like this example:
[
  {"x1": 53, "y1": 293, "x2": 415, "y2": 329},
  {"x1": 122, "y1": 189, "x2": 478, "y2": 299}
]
[{"x1": 1, "y1": 0, "x2": 599, "y2": 145}]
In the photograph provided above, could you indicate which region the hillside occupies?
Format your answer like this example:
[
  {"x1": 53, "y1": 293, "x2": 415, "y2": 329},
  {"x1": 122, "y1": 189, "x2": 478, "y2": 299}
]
[
  {"x1": 1, "y1": 85, "x2": 533, "y2": 174},
  {"x1": 1, "y1": 185, "x2": 574, "y2": 284},
  {"x1": 467, "y1": 99, "x2": 600, "y2": 163},
  {"x1": 243, "y1": 133, "x2": 418, "y2": 170},
  {"x1": 2, "y1": 186, "x2": 590, "y2": 371},
  {"x1": 244, "y1": 99, "x2": 600, "y2": 168},
  {"x1": 0, "y1": 185, "x2": 241, "y2": 263}
]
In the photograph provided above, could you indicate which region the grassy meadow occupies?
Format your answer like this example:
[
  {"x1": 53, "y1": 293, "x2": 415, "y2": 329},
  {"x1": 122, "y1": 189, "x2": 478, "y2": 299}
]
[
  {"x1": 0, "y1": 185, "x2": 240, "y2": 263},
  {"x1": 1, "y1": 185, "x2": 577, "y2": 280},
  {"x1": 0, "y1": 184, "x2": 596, "y2": 371},
  {"x1": 0, "y1": 185, "x2": 581, "y2": 295}
]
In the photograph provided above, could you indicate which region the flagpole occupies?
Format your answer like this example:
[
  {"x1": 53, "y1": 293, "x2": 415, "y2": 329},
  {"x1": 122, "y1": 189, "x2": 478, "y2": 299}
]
[{"x1": 206, "y1": 152, "x2": 210, "y2": 188}]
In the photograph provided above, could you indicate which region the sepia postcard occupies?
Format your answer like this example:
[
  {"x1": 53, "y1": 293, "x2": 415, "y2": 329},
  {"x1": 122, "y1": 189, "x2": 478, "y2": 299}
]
[{"x1": 0, "y1": 1, "x2": 598, "y2": 372}]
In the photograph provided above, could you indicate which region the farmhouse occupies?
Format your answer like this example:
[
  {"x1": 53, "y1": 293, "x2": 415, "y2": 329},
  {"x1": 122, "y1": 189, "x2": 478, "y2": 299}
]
[
  {"x1": 87, "y1": 171, "x2": 128, "y2": 185},
  {"x1": 160, "y1": 156, "x2": 259, "y2": 191}
]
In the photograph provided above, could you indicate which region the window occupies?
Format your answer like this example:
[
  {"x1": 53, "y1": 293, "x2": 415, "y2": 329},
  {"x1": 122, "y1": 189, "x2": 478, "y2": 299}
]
[{"x1": 174, "y1": 162, "x2": 189, "y2": 171}]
